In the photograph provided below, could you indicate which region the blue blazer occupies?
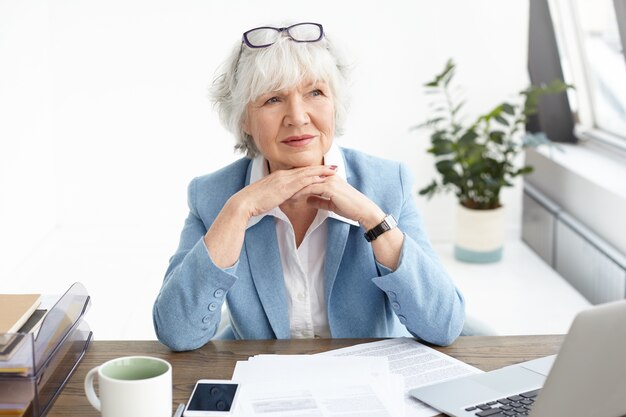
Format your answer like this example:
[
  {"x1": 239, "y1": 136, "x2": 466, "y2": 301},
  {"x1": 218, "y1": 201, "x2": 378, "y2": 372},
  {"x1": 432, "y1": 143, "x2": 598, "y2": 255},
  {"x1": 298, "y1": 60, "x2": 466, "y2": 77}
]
[{"x1": 153, "y1": 147, "x2": 465, "y2": 351}]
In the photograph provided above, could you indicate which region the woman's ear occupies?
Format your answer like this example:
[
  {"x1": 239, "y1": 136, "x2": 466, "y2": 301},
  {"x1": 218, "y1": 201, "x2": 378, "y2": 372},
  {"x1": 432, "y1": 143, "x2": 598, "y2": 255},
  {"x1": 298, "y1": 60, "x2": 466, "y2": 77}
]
[
  {"x1": 242, "y1": 118, "x2": 250, "y2": 136},
  {"x1": 242, "y1": 107, "x2": 252, "y2": 136}
]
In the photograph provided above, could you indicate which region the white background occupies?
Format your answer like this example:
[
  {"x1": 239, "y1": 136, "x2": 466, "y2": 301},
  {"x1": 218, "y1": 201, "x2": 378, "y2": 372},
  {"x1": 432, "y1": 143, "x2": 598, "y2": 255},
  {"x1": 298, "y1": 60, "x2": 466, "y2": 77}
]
[{"x1": 0, "y1": 0, "x2": 530, "y2": 339}]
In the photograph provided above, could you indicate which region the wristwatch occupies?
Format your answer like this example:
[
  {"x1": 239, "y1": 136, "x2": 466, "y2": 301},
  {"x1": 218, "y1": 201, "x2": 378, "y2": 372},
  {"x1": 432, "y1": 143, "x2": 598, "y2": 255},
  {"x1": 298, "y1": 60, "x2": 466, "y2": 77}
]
[{"x1": 364, "y1": 214, "x2": 398, "y2": 242}]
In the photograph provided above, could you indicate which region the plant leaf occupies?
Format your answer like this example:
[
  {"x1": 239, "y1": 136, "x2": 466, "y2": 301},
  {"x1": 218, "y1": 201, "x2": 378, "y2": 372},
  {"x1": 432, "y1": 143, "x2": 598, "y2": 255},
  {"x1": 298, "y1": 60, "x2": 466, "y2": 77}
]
[
  {"x1": 424, "y1": 59, "x2": 456, "y2": 88},
  {"x1": 430, "y1": 138, "x2": 454, "y2": 155},
  {"x1": 452, "y1": 100, "x2": 465, "y2": 116},
  {"x1": 418, "y1": 180, "x2": 439, "y2": 198},
  {"x1": 435, "y1": 159, "x2": 457, "y2": 174},
  {"x1": 489, "y1": 130, "x2": 505, "y2": 144},
  {"x1": 437, "y1": 59, "x2": 455, "y2": 83},
  {"x1": 514, "y1": 166, "x2": 534, "y2": 176},
  {"x1": 502, "y1": 103, "x2": 515, "y2": 115},
  {"x1": 458, "y1": 130, "x2": 478, "y2": 146},
  {"x1": 494, "y1": 115, "x2": 509, "y2": 126}
]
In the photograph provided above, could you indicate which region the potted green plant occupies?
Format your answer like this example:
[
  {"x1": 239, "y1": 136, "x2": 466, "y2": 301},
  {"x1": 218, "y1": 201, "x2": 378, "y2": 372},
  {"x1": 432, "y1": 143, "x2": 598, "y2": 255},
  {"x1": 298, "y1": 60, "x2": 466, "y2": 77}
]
[{"x1": 416, "y1": 59, "x2": 571, "y2": 263}]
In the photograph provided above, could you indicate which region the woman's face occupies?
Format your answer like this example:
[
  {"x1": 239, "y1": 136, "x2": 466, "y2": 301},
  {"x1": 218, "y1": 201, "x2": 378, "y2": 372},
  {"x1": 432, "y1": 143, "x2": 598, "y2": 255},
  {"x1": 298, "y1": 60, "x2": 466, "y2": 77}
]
[{"x1": 243, "y1": 79, "x2": 335, "y2": 172}]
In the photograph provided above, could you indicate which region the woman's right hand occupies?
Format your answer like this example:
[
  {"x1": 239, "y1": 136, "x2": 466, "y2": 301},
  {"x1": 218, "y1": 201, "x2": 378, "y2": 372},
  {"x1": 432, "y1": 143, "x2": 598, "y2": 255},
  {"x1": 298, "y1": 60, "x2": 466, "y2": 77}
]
[
  {"x1": 232, "y1": 165, "x2": 338, "y2": 219},
  {"x1": 204, "y1": 165, "x2": 336, "y2": 268}
]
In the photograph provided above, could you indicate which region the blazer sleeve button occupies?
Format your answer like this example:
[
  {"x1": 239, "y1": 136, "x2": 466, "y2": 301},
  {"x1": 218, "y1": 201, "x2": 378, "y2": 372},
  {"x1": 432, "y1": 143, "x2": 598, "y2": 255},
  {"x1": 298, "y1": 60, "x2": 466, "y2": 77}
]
[
  {"x1": 202, "y1": 315, "x2": 211, "y2": 324},
  {"x1": 208, "y1": 302, "x2": 218, "y2": 311},
  {"x1": 398, "y1": 315, "x2": 407, "y2": 325}
]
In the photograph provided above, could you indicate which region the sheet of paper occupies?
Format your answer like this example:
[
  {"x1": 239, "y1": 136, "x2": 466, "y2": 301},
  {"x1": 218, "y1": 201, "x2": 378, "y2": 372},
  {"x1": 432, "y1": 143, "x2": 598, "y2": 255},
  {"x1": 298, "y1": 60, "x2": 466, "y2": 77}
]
[
  {"x1": 232, "y1": 355, "x2": 404, "y2": 416},
  {"x1": 236, "y1": 355, "x2": 391, "y2": 381},
  {"x1": 317, "y1": 338, "x2": 482, "y2": 417},
  {"x1": 238, "y1": 378, "x2": 401, "y2": 417}
]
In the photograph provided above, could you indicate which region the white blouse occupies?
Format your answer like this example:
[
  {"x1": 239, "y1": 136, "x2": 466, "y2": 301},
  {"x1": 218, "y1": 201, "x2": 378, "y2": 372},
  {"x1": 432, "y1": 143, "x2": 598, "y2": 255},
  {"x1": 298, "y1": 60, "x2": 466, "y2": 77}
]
[{"x1": 246, "y1": 143, "x2": 358, "y2": 338}]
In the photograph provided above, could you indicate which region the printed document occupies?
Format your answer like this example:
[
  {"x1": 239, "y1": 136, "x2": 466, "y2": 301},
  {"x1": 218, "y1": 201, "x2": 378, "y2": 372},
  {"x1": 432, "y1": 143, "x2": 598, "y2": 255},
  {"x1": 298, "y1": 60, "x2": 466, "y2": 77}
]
[
  {"x1": 317, "y1": 338, "x2": 482, "y2": 417},
  {"x1": 232, "y1": 355, "x2": 404, "y2": 416}
]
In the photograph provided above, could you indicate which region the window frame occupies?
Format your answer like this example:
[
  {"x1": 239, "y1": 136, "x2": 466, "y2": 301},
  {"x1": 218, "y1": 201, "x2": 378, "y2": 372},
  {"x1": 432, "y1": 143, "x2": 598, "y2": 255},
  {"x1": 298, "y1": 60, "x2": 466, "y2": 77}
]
[{"x1": 547, "y1": 0, "x2": 626, "y2": 153}]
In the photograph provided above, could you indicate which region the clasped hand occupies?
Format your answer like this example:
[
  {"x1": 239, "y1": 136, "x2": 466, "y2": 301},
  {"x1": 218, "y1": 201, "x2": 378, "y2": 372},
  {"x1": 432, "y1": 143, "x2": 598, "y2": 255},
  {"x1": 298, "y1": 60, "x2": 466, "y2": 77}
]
[{"x1": 235, "y1": 165, "x2": 383, "y2": 226}]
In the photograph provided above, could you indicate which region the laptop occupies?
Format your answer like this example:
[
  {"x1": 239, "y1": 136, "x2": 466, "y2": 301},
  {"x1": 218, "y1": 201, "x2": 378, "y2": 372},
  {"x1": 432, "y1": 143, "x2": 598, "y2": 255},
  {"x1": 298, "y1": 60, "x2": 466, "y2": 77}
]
[{"x1": 410, "y1": 300, "x2": 626, "y2": 417}]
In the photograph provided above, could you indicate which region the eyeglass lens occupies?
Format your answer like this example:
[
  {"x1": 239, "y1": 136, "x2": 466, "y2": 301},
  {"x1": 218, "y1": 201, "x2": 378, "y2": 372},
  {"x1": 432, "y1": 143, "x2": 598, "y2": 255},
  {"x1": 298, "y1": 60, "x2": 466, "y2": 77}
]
[{"x1": 244, "y1": 23, "x2": 323, "y2": 48}]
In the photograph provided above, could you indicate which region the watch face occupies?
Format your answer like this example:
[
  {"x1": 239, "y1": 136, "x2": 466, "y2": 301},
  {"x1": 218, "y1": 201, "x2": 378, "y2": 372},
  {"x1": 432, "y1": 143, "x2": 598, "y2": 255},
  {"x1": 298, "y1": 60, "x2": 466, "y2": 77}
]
[{"x1": 385, "y1": 214, "x2": 398, "y2": 229}]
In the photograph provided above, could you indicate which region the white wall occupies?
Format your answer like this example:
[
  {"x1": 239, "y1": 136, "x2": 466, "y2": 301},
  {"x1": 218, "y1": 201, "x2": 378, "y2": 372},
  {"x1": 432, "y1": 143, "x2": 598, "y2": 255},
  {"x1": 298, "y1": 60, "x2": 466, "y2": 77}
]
[
  {"x1": 0, "y1": 1, "x2": 56, "y2": 276},
  {"x1": 0, "y1": 0, "x2": 530, "y2": 338}
]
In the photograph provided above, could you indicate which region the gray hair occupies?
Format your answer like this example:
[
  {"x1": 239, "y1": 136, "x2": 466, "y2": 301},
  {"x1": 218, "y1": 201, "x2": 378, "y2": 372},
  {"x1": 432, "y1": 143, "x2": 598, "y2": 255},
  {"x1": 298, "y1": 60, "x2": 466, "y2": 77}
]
[{"x1": 209, "y1": 26, "x2": 350, "y2": 157}]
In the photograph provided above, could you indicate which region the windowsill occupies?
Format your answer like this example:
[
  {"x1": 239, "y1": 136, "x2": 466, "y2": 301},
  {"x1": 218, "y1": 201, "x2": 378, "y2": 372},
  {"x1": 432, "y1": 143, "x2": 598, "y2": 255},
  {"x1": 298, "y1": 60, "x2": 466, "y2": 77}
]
[
  {"x1": 525, "y1": 134, "x2": 626, "y2": 258},
  {"x1": 531, "y1": 139, "x2": 626, "y2": 201}
]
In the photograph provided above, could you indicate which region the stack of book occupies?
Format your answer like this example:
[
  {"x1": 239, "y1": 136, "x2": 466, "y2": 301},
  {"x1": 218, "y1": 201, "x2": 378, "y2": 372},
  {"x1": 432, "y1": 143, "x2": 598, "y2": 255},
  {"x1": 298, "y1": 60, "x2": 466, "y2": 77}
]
[{"x1": 0, "y1": 294, "x2": 47, "y2": 366}]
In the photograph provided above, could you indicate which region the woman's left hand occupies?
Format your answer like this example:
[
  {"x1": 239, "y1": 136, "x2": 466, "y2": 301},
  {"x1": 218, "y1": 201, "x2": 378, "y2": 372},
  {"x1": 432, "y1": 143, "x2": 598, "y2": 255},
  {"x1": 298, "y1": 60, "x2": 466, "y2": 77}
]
[{"x1": 290, "y1": 174, "x2": 384, "y2": 230}]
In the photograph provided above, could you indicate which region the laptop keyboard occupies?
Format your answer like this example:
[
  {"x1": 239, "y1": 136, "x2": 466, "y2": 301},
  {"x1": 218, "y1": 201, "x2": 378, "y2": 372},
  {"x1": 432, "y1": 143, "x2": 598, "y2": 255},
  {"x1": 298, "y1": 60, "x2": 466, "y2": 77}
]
[{"x1": 464, "y1": 388, "x2": 540, "y2": 416}]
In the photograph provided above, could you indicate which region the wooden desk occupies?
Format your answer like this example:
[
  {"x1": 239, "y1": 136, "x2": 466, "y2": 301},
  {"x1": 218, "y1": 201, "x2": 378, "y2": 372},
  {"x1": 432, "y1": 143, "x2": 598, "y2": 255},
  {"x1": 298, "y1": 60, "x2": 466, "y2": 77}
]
[{"x1": 48, "y1": 335, "x2": 564, "y2": 417}]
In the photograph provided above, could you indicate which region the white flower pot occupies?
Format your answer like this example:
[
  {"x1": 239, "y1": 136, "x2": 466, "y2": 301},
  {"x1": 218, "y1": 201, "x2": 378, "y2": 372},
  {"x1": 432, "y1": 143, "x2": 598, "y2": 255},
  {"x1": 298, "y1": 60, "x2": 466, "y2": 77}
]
[{"x1": 454, "y1": 204, "x2": 505, "y2": 263}]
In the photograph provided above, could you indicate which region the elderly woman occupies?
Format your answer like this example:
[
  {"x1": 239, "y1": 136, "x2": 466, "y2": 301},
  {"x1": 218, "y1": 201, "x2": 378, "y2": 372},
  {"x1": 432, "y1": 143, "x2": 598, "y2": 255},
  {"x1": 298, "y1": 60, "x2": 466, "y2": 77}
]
[{"x1": 153, "y1": 22, "x2": 464, "y2": 351}]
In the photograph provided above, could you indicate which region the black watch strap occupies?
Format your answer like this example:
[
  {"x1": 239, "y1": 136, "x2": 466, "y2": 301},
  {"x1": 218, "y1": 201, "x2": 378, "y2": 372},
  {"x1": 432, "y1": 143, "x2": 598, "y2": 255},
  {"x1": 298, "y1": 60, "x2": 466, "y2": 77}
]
[{"x1": 364, "y1": 214, "x2": 398, "y2": 242}]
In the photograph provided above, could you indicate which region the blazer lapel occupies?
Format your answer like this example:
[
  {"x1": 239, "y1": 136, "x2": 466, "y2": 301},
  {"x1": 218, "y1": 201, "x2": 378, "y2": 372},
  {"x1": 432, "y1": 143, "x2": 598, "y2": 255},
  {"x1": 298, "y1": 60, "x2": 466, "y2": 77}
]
[
  {"x1": 324, "y1": 218, "x2": 351, "y2": 307},
  {"x1": 244, "y1": 216, "x2": 290, "y2": 339},
  {"x1": 325, "y1": 148, "x2": 357, "y2": 316}
]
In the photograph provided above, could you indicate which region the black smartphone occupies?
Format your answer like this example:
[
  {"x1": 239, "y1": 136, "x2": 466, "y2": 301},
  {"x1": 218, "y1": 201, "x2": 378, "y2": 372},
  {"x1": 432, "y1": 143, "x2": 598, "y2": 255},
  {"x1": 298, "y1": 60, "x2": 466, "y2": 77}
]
[{"x1": 183, "y1": 380, "x2": 241, "y2": 416}]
